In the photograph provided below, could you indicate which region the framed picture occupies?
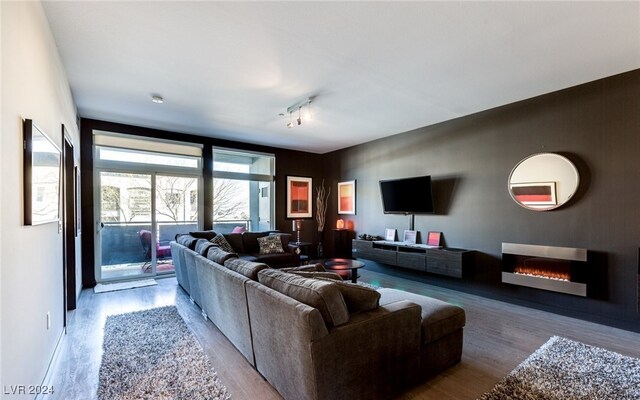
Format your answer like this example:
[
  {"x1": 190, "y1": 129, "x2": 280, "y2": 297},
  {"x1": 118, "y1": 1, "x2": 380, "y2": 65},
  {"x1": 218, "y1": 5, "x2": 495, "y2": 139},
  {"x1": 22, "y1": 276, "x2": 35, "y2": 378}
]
[
  {"x1": 510, "y1": 182, "x2": 557, "y2": 206},
  {"x1": 427, "y1": 231, "x2": 442, "y2": 247},
  {"x1": 23, "y1": 119, "x2": 61, "y2": 225},
  {"x1": 286, "y1": 176, "x2": 312, "y2": 218},
  {"x1": 337, "y1": 180, "x2": 356, "y2": 215},
  {"x1": 403, "y1": 230, "x2": 417, "y2": 244},
  {"x1": 385, "y1": 228, "x2": 396, "y2": 241}
]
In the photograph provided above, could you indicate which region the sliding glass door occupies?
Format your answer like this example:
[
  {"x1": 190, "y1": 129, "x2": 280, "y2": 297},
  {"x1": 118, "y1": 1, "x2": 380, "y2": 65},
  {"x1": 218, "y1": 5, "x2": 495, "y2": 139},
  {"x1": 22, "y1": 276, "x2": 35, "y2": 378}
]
[
  {"x1": 98, "y1": 171, "x2": 154, "y2": 280},
  {"x1": 97, "y1": 171, "x2": 199, "y2": 281},
  {"x1": 94, "y1": 133, "x2": 202, "y2": 283}
]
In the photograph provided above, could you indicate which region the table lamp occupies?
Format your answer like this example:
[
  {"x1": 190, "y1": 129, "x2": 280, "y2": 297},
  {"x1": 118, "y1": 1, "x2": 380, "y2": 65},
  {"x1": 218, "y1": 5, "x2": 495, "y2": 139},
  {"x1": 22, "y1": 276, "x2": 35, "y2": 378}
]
[{"x1": 292, "y1": 219, "x2": 303, "y2": 244}]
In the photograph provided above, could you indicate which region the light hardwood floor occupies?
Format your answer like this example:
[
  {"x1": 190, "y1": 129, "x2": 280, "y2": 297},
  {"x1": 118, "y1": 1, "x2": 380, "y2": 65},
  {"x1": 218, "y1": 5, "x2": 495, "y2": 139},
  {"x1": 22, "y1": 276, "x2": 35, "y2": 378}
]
[{"x1": 47, "y1": 268, "x2": 640, "y2": 400}]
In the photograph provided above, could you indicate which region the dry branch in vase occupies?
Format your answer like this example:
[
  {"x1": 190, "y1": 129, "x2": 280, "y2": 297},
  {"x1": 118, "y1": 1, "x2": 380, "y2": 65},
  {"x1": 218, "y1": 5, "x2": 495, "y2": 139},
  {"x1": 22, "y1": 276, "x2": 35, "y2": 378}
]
[{"x1": 315, "y1": 180, "x2": 330, "y2": 232}]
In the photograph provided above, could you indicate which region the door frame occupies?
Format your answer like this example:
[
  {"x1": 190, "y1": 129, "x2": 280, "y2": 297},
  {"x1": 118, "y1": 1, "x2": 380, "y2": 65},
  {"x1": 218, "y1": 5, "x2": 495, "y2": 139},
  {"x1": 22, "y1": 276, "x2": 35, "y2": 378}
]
[{"x1": 62, "y1": 127, "x2": 77, "y2": 328}]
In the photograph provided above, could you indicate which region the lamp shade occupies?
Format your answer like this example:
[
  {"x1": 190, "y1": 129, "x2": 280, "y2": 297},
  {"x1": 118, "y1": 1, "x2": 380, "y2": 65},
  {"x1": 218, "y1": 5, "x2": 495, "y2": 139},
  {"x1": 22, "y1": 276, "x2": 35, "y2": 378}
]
[
  {"x1": 292, "y1": 219, "x2": 303, "y2": 232},
  {"x1": 336, "y1": 219, "x2": 345, "y2": 229}
]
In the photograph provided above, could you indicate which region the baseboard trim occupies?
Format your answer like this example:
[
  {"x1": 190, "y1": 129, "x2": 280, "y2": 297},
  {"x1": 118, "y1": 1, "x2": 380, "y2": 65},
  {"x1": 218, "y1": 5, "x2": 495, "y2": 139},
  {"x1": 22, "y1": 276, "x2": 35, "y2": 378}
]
[{"x1": 35, "y1": 328, "x2": 65, "y2": 400}]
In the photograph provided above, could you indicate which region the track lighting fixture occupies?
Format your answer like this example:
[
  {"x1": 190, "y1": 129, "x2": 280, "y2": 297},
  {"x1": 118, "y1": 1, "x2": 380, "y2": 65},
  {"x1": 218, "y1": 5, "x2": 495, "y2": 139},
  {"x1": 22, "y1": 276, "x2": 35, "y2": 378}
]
[
  {"x1": 284, "y1": 97, "x2": 314, "y2": 128},
  {"x1": 287, "y1": 111, "x2": 293, "y2": 128}
]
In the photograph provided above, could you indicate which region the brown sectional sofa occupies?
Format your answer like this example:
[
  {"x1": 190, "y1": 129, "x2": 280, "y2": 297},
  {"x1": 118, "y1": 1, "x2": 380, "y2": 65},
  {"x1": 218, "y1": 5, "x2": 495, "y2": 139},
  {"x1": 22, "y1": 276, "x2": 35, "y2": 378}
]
[
  {"x1": 170, "y1": 236, "x2": 466, "y2": 400},
  {"x1": 180, "y1": 230, "x2": 300, "y2": 268}
]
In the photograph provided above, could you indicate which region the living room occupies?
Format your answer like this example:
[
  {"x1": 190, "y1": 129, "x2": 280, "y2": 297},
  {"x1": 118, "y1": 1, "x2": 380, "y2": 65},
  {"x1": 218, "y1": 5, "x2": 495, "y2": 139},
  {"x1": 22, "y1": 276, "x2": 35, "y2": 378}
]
[{"x1": 2, "y1": 1, "x2": 640, "y2": 399}]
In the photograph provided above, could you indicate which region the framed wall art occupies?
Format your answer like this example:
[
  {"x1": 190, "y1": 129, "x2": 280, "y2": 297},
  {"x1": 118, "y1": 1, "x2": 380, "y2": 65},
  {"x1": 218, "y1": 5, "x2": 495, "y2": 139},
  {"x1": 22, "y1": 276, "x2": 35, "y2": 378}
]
[
  {"x1": 23, "y1": 119, "x2": 61, "y2": 225},
  {"x1": 337, "y1": 180, "x2": 356, "y2": 215},
  {"x1": 403, "y1": 230, "x2": 417, "y2": 244},
  {"x1": 286, "y1": 176, "x2": 312, "y2": 218},
  {"x1": 427, "y1": 231, "x2": 442, "y2": 247}
]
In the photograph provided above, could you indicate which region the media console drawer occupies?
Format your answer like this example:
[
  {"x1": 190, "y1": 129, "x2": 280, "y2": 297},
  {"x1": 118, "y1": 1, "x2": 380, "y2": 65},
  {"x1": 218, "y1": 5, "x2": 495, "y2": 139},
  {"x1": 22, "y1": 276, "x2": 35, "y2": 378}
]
[{"x1": 397, "y1": 252, "x2": 426, "y2": 272}]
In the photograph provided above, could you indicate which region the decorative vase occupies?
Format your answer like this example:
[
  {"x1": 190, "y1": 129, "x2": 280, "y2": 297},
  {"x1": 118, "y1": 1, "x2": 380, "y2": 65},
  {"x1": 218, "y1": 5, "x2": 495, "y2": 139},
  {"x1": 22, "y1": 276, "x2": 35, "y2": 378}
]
[{"x1": 316, "y1": 231, "x2": 324, "y2": 258}]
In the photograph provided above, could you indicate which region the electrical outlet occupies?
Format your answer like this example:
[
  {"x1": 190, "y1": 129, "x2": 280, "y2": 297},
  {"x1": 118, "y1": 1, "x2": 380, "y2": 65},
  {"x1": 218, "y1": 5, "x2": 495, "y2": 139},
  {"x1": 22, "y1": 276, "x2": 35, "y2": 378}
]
[{"x1": 46, "y1": 312, "x2": 50, "y2": 330}]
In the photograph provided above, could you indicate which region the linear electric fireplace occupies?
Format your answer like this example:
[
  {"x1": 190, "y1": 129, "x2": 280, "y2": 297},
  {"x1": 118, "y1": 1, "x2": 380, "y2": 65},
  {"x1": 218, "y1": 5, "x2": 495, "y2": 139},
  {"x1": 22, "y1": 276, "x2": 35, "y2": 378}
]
[{"x1": 502, "y1": 243, "x2": 588, "y2": 297}]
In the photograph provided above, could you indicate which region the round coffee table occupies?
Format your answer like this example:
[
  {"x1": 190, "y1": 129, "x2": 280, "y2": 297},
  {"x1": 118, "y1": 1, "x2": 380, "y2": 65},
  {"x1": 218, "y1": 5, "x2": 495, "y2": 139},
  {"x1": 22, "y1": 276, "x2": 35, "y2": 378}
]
[{"x1": 310, "y1": 258, "x2": 365, "y2": 283}]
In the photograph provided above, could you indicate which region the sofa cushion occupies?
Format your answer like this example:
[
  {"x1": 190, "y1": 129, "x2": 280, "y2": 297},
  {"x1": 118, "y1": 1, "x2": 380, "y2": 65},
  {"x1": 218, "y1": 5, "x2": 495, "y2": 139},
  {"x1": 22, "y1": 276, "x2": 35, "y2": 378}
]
[
  {"x1": 258, "y1": 269, "x2": 349, "y2": 327},
  {"x1": 288, "y1": 271, "x2": 343, "y2": 281},
  {"x1": 189, "y1": 230, "x2": 217, "y2": 240},
  {"x1": 257, "y1": 235, "x2": 285, "y2": 254},
  {"x1": 378, "y1": 288, "x2": 465, "y2": 343},
  {"x1": 207, "y1": 246, "x2": 238, "y2": 265},
  {"x1": 242, "y1": 232, "x2": 269, "y2": 254},
  {"x1": 281, "y1": 263, "x2": 326, "y2": 273},
  {"x1": 330, "y1": 281, "x2": 380, "y2": 314},
  {"x1": 225, "y1": 258, "x2": 269, "y2": 281},
  {"x1": 176, "y1": 234, "x2": 198, "y2": 250},
  {"x1": 210, "y1": 233, "x2": 235, "y2": 253},
  {"x1": 195, "y1": 238, "x2": 216, "y2": 256},
  {"x1": 231, "y1": 226, "x2": 247, "y2": 233},
  {"x1": 251, "y1": 253, "x2": 295, "y2": 267},
  {"x1": 223, "y1": 233, "x2": 245, "y2": 254}
]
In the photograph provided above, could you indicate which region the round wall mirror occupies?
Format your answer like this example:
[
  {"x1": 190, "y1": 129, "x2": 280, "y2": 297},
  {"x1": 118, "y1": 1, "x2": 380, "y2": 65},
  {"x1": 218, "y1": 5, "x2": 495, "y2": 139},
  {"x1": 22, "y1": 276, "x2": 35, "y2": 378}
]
[{"x1": 508, "y1": 153, "x2": 579, "y2": 211}]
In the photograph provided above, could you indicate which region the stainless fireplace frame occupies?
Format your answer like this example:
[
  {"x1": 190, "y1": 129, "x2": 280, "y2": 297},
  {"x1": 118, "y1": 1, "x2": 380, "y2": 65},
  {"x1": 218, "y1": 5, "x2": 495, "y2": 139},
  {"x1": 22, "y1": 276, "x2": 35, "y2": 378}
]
[{"x1": 502, "y1": 243, "x2": 588, "y2": 297}]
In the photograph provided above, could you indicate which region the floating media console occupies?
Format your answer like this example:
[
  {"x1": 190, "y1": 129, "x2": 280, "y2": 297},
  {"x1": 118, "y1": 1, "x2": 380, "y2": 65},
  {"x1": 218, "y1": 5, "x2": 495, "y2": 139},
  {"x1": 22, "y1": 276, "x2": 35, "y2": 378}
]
[
  {"x1": 352, "y1": 239, "x2": 474, "y2": 278},
  {"x1": 502, "y1": 243, "x2": 589, "y2": 297}
]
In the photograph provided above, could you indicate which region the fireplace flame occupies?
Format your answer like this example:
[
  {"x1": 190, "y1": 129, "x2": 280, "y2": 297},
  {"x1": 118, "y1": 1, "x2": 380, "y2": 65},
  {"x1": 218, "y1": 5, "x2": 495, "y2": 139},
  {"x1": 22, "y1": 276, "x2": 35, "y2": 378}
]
[{"x1": 514, "y1": 265, "x2": 570, "y2": 281}]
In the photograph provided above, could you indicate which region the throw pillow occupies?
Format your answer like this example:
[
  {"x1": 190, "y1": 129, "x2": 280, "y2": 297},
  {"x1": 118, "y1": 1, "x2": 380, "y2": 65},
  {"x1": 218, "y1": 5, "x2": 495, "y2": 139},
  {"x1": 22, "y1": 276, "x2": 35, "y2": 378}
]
[
  {"x1": 257, "y1": 235, "x2": 284, "y2": 255},
  {"x1": 231, "y1": 226, "x2": 246, "y2": 234},
  {"x1": 189, "y1": 230, "x2": 217, "y2": 240},
  {"x1": 210, "y1": 233, "x2": 234, "y2": 253}
]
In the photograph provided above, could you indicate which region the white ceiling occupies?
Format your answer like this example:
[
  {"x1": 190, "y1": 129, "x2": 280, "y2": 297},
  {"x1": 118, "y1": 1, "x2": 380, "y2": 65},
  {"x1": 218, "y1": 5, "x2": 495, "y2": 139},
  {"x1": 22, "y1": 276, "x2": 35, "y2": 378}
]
[{"x1": 42, "y1": 1, "x2": 640, "y2": 154}]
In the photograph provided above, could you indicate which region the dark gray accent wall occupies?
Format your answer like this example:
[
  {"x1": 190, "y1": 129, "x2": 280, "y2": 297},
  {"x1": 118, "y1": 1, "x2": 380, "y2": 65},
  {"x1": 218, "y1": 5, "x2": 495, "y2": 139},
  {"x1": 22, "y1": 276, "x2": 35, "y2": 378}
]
[{"x1": 323, "y1": 69, "x2": 640, "y2": 332}]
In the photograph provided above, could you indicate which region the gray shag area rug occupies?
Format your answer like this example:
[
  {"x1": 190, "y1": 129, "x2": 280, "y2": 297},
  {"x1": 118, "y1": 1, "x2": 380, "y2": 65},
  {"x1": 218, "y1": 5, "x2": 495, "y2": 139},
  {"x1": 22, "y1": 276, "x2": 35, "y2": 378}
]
[
  {"x1": 98, "y1": 306, "x2": 231, "y2": 400},
  {"x1": 479, "y1": 336, "x2": 640, "y2": 400}
]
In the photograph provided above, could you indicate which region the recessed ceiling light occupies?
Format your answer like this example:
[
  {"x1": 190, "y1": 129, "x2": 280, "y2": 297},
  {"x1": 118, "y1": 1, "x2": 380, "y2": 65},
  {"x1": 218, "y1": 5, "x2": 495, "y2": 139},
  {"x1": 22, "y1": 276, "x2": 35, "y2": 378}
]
[{"x1": 151, "y1": 95, "x2": 164, "y2": 104}]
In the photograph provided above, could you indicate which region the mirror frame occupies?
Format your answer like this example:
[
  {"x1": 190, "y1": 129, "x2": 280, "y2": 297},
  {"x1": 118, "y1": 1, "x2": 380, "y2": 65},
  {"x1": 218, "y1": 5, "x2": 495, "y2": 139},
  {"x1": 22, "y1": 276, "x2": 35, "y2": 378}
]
[
  {"x1": 23, "y1": 119, "x2": 62, "y2": 225},
  {"x1": 508, "y1": 152, "x2": 579, "y2": 211}
]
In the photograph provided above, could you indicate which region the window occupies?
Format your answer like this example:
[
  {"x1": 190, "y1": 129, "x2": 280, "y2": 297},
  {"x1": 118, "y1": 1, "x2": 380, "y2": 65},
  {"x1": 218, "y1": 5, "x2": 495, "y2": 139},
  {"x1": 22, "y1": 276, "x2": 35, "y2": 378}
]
[
  {"x1": 212, "y1": 148, "x2": 275, "y2": 233},
  {"x1": 101, "y1": 185, "x2": 121, "y2": 222},
  {"x1": 128, "y1": 187, "x2": 151, "y2": 218}
]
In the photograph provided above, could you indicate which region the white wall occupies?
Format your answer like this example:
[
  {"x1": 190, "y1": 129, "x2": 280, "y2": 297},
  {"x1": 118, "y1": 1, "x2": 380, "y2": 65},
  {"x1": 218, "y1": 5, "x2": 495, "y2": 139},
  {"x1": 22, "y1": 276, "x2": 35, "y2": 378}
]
[{"x1": 1, "y1": 2, "x2": 80, "y2": 397}]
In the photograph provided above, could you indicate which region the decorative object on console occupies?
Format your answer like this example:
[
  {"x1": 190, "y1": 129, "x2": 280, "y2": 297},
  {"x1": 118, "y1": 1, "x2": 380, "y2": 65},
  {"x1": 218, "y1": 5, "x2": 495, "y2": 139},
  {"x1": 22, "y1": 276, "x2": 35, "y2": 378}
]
[
  {"x1": 403, "y1": 230, "x2": 417, "y2": 244},
  {"x1": 315, "y1": 179, "x2": 330, "y2": 257},
  {"x1": 385, "y1": 228, "x2": 397, "y2": 241},
  {"x1": 292, "y1": 219, "x2": 304, "y2": 244},
  {"x1": 286, "y1": 176, "x2": 313, "y2": 218},
  {"x1": 358, "y1": 233, "x2": 383, "y2": 241},
  {"x1": 337, "y1": 180, "x2": 356, "y2": 215},
  {"x1": 508, "y1": 153, "x2": 579, "y2": 211},
  {"x1": 336, "y1": 219, "x2": 345, "y2": 229},
  {"x1": 427, "y1": 231, "x2": 442, "y2": 247},
  {"x1": 23, "y1": 119, "x2": 61, "y2": 226}
]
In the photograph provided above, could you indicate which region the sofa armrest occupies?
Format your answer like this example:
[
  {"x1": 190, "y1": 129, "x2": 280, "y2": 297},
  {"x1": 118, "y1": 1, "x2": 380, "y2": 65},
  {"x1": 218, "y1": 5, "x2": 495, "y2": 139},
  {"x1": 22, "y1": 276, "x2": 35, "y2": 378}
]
[
  {"x1": 247, "y1": 277, "x2": 422, "y2": 400},
  {"x1": 310, "y1": 300, "x2": 422, "y2": 399}
]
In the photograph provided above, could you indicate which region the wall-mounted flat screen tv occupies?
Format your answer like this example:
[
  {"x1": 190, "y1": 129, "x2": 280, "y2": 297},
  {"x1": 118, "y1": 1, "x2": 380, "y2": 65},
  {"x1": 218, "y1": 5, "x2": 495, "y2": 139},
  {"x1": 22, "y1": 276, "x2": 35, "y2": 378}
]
[{"x1": 379, "y1": 175, "x2": 434, "y2": 214}]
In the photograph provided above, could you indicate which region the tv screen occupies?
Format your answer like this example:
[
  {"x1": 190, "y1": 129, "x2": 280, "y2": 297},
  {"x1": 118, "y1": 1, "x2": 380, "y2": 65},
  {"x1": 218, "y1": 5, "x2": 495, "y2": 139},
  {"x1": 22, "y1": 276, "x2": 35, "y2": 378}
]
[{"x1": 380, "y1": 175, "x2": 434, "y2": 214}]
